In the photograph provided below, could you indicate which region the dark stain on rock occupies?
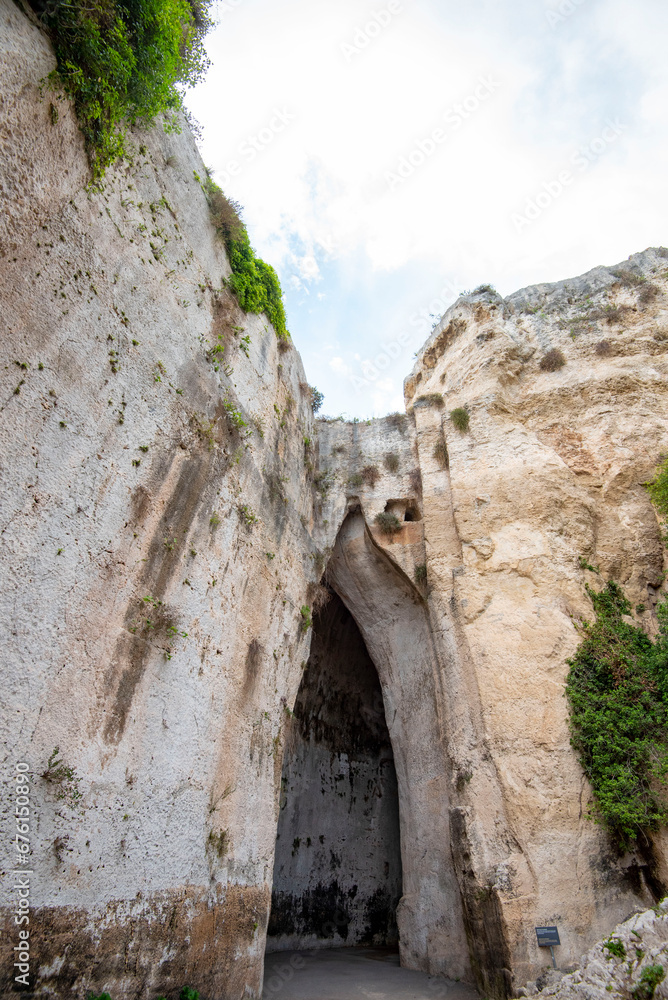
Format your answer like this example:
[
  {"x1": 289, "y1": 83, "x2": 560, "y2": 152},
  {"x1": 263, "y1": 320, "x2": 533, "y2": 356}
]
[
  {"x1": 268, "y1": 882, "x2": 351, "y2": 941},
  {"x1": 637, "y1": 836, "x2": 667, "y2": 901},
  {"x1": 103, "y1": 440, "x2": 224, "y2": 744},
  {"x1": 450, "y1": 807, "x2": 514, "y2": 1000},
  {"x1": 361, "y1": 884, "x2": 400, "y2": 946},
  {"x1": 242, "y1": 637, "x2": 263, "y2": 700},
  {"x1": 263, "y1": 465, "x2": 290, "y2": 542},
  {"x1": 0, "y1": 885, "x2": 269, "y2": 1000}
]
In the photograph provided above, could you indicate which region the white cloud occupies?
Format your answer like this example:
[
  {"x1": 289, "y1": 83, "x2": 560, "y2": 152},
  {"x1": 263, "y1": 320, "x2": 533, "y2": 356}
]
[
  {"x1": 186, "y1": 0, "x2": 668, "y2": 416},
  {"x1": 329, "y1": 357, "x2": 350, "y2": 375}
]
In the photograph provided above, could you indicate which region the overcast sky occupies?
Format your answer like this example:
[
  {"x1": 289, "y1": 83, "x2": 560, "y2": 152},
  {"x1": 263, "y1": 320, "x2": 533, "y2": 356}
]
[{"x1": 186, "y1": 0, "x2": 668, "y2": 418}]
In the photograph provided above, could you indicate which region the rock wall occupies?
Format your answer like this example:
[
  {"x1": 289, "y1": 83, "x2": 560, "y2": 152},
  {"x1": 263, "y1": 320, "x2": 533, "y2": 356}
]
[
  {"x1": 0, "y1": 2, "x2": 329, "y2": 996},
  {"x1": 267, "y1": 592, "x2": 402, "y2": 952},
  {"x1": 1, "y1": 2, "x2": 668, "y2": 997},
  {"x1": 402, "y1": 248, "x2": 668, "y2": 988},
  {"x1": 519, "y1": 899, "x2": 668, "y2": 1000}
]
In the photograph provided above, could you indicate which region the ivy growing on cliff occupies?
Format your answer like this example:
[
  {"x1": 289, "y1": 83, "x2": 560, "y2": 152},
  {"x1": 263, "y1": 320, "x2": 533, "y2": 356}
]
[
  {"x1": 199, "y1": 171, "x2": 289, "y2": 340},
  {"x1": 32, "y1": 0, "x2": 211, "y2": 175},
  {"x1": 565, "y1": 457, "x2": 668, "y2": 849},
  {"x1": 647, "y1": 455, "x2": 668, "y2": 542},
  {"x1": 565, "y1": 581, "x2": 668, "y2": 848}
]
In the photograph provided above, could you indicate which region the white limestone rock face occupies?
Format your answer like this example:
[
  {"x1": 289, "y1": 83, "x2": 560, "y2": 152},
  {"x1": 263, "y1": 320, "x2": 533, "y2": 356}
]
[
  {"x1": 405, "y1": 251, "x2": 668, "y2": 989},
  {"x1": 0, "y1": 2, "x2": 335, "y2": 995},
  {"x1": 0, "y1": 0, "x2": 88, "y2": 255},
  {"x1": 519, "y1": 900, "x2": 668, "y2": 1000}
]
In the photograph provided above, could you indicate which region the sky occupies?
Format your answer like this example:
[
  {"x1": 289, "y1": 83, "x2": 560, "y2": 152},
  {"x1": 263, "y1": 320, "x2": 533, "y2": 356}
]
[{"x1": 186, "y1": 0, "x2": 668, "y2": 419}]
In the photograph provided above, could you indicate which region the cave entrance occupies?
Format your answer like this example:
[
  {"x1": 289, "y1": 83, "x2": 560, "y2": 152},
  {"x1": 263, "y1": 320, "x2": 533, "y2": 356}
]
[{"x1": 266, "y1": 589, "x2": 403, "y2": 952}]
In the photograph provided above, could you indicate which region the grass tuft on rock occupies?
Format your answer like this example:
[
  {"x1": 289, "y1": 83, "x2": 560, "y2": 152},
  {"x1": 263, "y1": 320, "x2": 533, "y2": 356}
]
[
  {"x1": 361, "y1": 465, "x2": 380, "y2": 487},
  {"x1": 374, "y1": 511, "x2": 402, "y2": 536},
  {"x1": 450, "y1": 407, "x2": 469, "y2": 432},
  {"x1": 415, "y1": 392, "x2": 444, "y2": 409}
]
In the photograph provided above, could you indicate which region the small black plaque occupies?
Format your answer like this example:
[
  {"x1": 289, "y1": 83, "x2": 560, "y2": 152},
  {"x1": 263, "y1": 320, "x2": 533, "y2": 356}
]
[{"x1": 536, "y1": 926, "x2": 560, "y2": 947}]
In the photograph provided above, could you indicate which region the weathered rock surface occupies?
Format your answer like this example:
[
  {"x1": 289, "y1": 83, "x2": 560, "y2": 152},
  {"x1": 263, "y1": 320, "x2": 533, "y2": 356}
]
[
  {"x1": 1, "y1": 1, "x2": 668, "y2": 998},
  {"x1": 403, "y1": 247, "x2": 668, "y2": 989},
  {"x1": 267, "y1": 591, "x2": 402, "y2": 953},
  {"x1": 519, "y1": 899, "x2": 668, "y2": 1000}
]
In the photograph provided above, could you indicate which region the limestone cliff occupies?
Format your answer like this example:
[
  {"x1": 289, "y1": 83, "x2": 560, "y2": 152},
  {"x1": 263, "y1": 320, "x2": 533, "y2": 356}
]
[
  {"x1": 401, "y1": 247, "x2": 668, "y2": 987},
  {"x1": 1, "y1": 1, "x2": 668, "y2": 998}
]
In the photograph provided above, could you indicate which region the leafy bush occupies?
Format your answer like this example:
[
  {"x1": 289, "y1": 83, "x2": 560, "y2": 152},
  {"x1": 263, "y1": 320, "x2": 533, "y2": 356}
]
[
  {"x1": 472, "y1": 283, "x2": 496, "y2": 295},
  {"x1": 603, "y1": 937, "x2": 626, "y2": 959},
  {"x1": 86, "y1": 993, "x2": 112, "y2": 1000},
  {"x1": 298, "y1": 383, "x2": 323, "y2": 413},
  {"x1": 646, "y1": 456, "x2": 668, "y2": 532},
  {"x1": 539, "y1": 348, "x2": 566, "y2": 372},
  {"x1": 383, "y1": 452, "x2": 399, "y2": 473},
  {"x1": 300, "y1": 606, "x2": 312, "y2": 631},
  {"x1": 200, "y1": 173, "x2": 289, "y2": 340},
  {"x1": 450, "y1": 407, "x2": 469, "y2": 432},
  {"x1": 34, "y1": 0, "x2": 211, "y2": 176},
  {"x1": 309, "y1": 386, "x2": 324, "y2": 413},
  {"x1": 565, "y1": 581, "x2": 668, "y2": 849},
  {"x1": 226, "y1": 230, "x2": 288, "y2": 339},
  {"x1": 633, "y1": 965, "x2": 665, "y2": 1000},
  {"x1": 181, "y1": 988, "x2": 201, "y2": 1000},
  {"x1": 374, "y1": 511, "x2": 402, "y2": 536}
]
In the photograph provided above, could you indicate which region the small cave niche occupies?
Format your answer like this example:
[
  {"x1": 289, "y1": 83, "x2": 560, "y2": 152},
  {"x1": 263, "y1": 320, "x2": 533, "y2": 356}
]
[
  {"x1": 404, "y1": 501, "x2": 421, "y2": 522},
  {"x1": 384, "y1": 499, "x2": 422, "y2": 522},
  {"x1": 266, "y1": 592, "x2": 402, "y2": 952}
]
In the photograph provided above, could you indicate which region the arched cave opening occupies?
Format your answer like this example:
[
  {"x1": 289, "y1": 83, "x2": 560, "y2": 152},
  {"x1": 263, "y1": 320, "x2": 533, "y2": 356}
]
[{"x1": 266, "y1": 589, "x2": 403, "y2": 953}]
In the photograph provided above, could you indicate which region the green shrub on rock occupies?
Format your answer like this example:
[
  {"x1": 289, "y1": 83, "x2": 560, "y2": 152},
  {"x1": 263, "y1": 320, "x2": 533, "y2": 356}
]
[
  {"x1": 633, "y1": 965, "x2": 665, "y2": 1000},
  {"x1": 199, "y1": 172, "x2": 289, "y2": 340},
  {"x1": 565, "y1": 581, "x2": 668, "y2": 849},
  {"x1": 34, "y1": 0, "x2": 211, "y2": 176},
  {"x1": 646, "y1": 456, "x2": 668, "y2": 537},
  {"x1": 374, "y1": 511, "x2": 402, "y2": 536},
  {"x1": 226, "y1": 231, "x2": 288, "y2": 340}
]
